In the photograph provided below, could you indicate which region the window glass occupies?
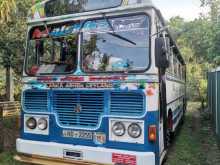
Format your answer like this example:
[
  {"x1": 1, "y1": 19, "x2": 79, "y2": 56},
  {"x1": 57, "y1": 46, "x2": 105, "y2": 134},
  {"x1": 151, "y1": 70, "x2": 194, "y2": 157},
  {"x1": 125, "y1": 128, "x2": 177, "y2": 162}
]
[
  {"x1": 168, "y1": 49, "x2": 174, "y2": 74},
  {"x1": 178, "y1": 63, "x2": 182, "y2": 79},
  {"x1": 182, "y1": 65, "x2": 186, "y2": 80},
  {"x1": 81, "y1": 15, "x2": 150, "y2": 72},
  {"x1": 173, "y1": 56, "x2": 178, "y2": 76},
  {"x1": 26, "y1": 35, "x2": 78, "y2": 75},
  {"x1": 45, "y1": 0, "x2": 122, "y2": 17}
]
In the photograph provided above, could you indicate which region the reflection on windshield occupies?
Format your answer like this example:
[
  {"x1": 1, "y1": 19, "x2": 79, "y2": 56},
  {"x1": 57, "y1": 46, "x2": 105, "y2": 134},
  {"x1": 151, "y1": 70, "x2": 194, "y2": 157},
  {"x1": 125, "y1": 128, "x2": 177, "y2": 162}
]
[
  {"x1": 26, "y1": 35, "x2": 78, "y2": 75},
  {"x1": 82, "y1": 15, "x2": 149, "y2": 72},
  {"x1": 45, "y1": 0, "x2": 122, "y2": 17},
  {"x1": 25, "y1": 14, "x2": 149, "y2": 75}
]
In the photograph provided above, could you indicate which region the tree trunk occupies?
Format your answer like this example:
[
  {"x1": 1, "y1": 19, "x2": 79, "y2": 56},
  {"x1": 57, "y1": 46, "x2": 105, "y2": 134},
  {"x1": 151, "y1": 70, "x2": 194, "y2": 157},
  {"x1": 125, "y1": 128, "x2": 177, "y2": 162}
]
[{"x1": 5, "y1": 67, "x2": 14, "y2": 101}]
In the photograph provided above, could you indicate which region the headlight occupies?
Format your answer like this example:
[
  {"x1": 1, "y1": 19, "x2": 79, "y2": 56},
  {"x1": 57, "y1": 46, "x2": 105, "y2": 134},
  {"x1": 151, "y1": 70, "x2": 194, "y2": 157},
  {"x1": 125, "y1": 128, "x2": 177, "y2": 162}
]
[
  {"x1": 128, "y1": 123, "x2": 142, "y2": 138},
  {"x1": 26, "y1": 117, "x2": 37, "y2": 129},
  {"x1": 112, "y1": 122, "x2": 125, "y2": 136},
  {"x1": 38, "y1": 118, "x2": 48, "y2": 130}
]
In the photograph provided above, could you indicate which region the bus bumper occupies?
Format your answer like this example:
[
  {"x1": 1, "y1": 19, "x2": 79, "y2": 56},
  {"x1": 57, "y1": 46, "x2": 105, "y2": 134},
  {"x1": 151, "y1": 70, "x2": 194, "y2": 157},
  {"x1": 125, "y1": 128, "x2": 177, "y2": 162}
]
[{"x1": 16, "y1": 138, "x2": 156, "y2": 165}]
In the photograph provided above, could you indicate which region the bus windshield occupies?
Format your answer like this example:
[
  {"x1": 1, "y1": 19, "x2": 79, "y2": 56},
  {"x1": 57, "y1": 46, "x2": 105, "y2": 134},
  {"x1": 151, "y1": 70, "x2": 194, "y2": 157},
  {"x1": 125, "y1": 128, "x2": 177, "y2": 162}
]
[
  {"x1": 25, "y1": 14, "x2": 149, "y2": 75},
  {"x1": 82, "y1": 15, "x2": 150, "y2": 72}
]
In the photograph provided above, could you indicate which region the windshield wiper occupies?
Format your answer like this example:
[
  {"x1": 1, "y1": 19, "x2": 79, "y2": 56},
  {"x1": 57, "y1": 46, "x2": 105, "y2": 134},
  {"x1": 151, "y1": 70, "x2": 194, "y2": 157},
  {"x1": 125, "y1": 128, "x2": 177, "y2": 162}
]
[
  {"x1": 43, "y1": 15, "x2": 136, "y2": 46},
  {"x1": 44, "y1": 16, "x2": 136, "y2": 45},
  {"x1": 102, "y1": 13, "x2": 136, "y2": 45}
]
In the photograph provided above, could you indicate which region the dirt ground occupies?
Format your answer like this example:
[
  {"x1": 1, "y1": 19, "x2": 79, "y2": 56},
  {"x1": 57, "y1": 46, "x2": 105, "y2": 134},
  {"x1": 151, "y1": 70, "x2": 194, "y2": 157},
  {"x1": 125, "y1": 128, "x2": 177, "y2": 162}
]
[{"x1": 1, "y1": 102, "x2": 220, "y2": 165}]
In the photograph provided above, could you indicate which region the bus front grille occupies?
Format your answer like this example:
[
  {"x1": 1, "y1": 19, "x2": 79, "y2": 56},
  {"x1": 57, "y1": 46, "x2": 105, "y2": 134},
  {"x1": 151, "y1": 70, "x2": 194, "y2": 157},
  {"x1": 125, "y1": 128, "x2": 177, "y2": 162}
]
[
  {"x1": 23, "y1": 90, "x2": 48, "y2": 112},
  {"x1": 53, "y1": 91, "x2": 105, "y2": 128},
  {"x1": 23, "y1": 90, "x2": 145, "y2": 129},
  {"x1": 110, "y1": 92, "x2": 145, "y2": 116}
]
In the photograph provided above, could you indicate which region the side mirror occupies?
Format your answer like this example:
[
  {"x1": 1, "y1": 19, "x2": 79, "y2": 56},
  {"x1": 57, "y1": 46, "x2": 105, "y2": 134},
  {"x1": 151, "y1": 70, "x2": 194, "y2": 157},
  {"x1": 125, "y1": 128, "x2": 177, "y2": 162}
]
[{"x1": 155, "y1": 37, "x2": 170, "y2": 69}]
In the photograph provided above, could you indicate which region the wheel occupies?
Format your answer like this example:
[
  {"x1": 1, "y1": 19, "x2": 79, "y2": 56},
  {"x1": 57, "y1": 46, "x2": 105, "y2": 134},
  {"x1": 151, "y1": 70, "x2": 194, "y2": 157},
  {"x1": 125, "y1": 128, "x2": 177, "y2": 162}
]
[{"x1": 166, "y1": 113, "x2": 174, "y2": 147}]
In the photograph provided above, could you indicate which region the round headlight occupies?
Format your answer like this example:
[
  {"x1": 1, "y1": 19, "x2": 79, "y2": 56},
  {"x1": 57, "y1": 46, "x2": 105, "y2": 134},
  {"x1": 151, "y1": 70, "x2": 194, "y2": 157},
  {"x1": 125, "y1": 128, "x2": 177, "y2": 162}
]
[
  {"x1": 38, "y1": 118, "x2": 48, "y2": 130},
  {"x1": 112, "y1": 122, "x2": 126, "y2": 136},
  {"x1": 128, "y1": 123, "x2": 142, "y2": 138},
  {"x1": 26, "y1": 117, "x2": 37, "y2": 130}
]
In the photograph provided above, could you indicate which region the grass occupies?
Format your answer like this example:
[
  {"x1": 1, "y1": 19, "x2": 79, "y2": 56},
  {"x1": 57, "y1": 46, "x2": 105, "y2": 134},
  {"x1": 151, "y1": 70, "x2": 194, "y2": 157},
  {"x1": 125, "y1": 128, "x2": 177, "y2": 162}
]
[
  {"x1": 1, "y1": 102, "x2": 220, "y2": 165},
  {"x1": 165, "y1": 102, "x2": 220, "y2": 165},
  {"x1": 0, "y1": 117, "x2": 23, "y2": 165},
  {"x1": 0, "y1": 151, "x2": 23, "y2": 165}
]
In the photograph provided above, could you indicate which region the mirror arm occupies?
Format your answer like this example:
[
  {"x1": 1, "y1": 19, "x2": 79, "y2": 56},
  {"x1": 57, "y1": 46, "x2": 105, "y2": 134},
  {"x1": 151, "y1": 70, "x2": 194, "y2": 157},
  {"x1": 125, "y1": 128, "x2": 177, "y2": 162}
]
[{"x1": 151, "y1": 26, "x2": 169, "y2": 37}]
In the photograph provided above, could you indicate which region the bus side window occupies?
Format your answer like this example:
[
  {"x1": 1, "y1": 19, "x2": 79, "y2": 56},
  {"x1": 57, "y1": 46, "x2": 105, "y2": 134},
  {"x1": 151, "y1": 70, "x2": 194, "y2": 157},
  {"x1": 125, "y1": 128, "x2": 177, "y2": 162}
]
[
  {"x1": 171, "y1": 49, "x2": 174, "y2": 75},
  {"x1": 180, "y1": 65, "x2": 183, "y2": 80},
  {"x1": 168, "y1": 48, "x2": 174, "y2": 74},
  {"x1": 178, "y1": 63, "x2": 182, "y2": 80},
  {"x1": 173, "y1": 56, "x2": 177, "y2": 77},
  {"x1": 176, "y1": 61, "x2": 180, "y2": 78},
  {"x1": 181, "y1": 65, "x2": 184, "y2": 80},
  {"x1": 182, "y1": 66, "x2": 186, "y2": 81}
]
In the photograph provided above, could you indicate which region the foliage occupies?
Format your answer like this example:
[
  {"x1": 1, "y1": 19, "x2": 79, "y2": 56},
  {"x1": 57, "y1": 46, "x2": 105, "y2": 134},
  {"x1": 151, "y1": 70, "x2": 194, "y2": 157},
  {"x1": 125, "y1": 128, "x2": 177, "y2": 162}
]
[
  {"x1": 0, "y1": 0, "x2": 16, "y2": 22},
  {"x1": 168, "y1": 0, "x2": 220, "y2": 102},
  {"x1": 0, "y1": 0, "x2": 32, "y2": 72},
  {"x1": 199, "y1": 0, "x2": 220, "y2": 63},
  {"x1": 0, "y1": 0, "x2": 32, "y2": 99}
]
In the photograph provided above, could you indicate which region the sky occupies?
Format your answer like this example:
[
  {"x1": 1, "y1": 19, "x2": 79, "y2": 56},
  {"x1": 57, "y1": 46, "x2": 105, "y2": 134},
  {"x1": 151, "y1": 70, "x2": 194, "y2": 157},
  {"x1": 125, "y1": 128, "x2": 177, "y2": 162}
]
[{"x1": 152, "y1": 0, "x2": 208, "y2": 21}]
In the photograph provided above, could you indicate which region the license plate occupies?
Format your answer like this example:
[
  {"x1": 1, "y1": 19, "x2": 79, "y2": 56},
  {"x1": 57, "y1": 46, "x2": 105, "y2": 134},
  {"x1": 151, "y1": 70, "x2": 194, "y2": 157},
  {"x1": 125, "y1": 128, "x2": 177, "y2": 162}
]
[
  {"x1": 64, "y1": 150, "x2": 83, "y2": 160},
  {"x1": 62, "y1": 130, "x2": 93, "y2": 140}
]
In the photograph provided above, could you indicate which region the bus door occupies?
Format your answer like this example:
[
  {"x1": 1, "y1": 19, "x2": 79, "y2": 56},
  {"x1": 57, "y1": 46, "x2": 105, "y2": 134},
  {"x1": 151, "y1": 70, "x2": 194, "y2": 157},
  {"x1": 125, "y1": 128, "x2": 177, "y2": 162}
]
[
  {"x1": 155, "y1": 37, "x2": 170, "y2": 155},
  {"x1": 159, "y1": 70, "x2": 167, "y2": 155}
]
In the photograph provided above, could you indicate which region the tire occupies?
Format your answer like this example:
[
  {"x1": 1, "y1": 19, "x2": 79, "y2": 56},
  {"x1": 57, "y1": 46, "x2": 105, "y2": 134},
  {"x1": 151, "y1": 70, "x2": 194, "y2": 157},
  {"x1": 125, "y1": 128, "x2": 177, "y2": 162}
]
[
  {"x1": 166, "y1": 128, "x2": 174, "y2": 147},
  {"x1": 166, "y1": 113, "x2": 174, "y2": 147}
]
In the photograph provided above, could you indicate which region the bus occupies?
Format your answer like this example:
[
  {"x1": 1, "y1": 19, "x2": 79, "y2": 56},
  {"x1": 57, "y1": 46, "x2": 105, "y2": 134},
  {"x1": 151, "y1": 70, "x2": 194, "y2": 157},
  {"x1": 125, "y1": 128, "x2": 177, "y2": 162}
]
[{"x1": 15, "y1": 0, "x2": 186, "y2": 165}]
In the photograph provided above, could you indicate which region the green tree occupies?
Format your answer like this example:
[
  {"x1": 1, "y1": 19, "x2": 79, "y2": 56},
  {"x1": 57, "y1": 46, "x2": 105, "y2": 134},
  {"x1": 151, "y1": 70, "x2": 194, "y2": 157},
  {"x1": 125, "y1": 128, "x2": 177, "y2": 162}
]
[
  {"x1": 169, "y1": 16, "x2": 212, "y2": 105},
  {"x1": 0, "y1": 0, "x2": 32, "y2": 100},
  {"x1": 200, "y1": 0, "x2": 220, "y2": 64},
  {"x1": 0, "y1": 0, "x2": 32, "y2": 72},
  {"x1": 0, "y1": 0, "x2": 16, "y2": 22}
]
